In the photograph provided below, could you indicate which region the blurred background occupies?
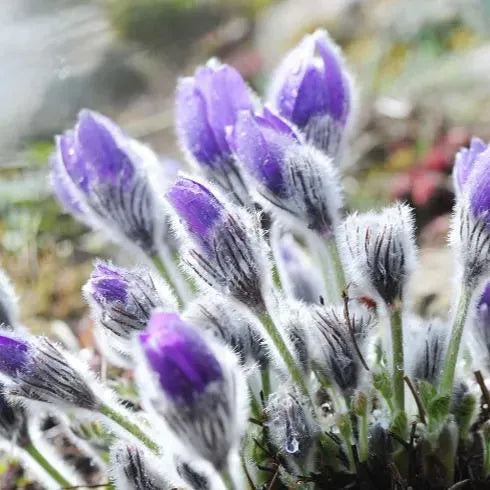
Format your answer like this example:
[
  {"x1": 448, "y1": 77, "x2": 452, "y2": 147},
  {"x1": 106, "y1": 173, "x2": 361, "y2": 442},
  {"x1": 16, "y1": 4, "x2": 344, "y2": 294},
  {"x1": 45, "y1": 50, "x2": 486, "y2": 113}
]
[{"x1": 1, "y1": 0, "x2": 490, "y2": 340}]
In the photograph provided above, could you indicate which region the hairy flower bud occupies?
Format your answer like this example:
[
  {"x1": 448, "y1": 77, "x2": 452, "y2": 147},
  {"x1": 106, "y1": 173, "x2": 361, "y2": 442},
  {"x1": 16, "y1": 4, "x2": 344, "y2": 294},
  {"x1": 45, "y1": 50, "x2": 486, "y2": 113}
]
[
  {"x1": 184, "y1": 294, "x2": 265, "y2": 366},
  {"x1": 136, "y1": 312, "x2": 247, "y2": 470},
  {"x1": 51, "y1": 110, "x2": 166, "y2": 255},
  {"x1": 84, "y1": 261, "x2": 177, "y2": 357},
  {"x1": 273, "y1": 233, "x2": 323, "y2": 303},
  {"x1": 167, "y1": 177, "x2": 269, "y2": 310},
  {"x1": 267, "y1": 29, "x2": 354, "y2": 160},
  {"x1": 232, "y1": 109, "x2": 343, "y2": 235},
  {"x1": 453, "y1": 138, "x2": 487, "y2": 196},
  {"x1": 176, "y1": 60, "x2": 253, "y2": 202},
  {"x1": 0, "y1": 335, "x2": 98, "y2": 410},
  {"x1": 308, "y1": 305, "x2": 373, "y2": 394},
  {"x1": 265, "y1": 388, "x2": 319, "y2": 461},
  {"x1": 338, "y1": 203, "x2": 417, "y2": 307},
  {"x1": 0, "y1": 388, "x2": 28, "y2": 446},
  {"x1": 0, "y1": 268, "x2": 19, "y2": 329},
  {"x1": 111, "y1": 442, "x2": 172, "y2": 490}
]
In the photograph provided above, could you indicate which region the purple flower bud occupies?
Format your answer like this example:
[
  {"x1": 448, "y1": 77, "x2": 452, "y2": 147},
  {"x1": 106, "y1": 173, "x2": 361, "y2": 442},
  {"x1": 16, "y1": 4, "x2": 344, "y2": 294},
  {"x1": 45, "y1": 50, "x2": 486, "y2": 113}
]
[
  {"x1": 268, "y1": 30, "x2": 353, "y2": 158},
  {"x1": 233, "y1": 109, "x2": 298, "y2": 195},
  {"x1": 0, "y1": 336, "x2": 29, "y2": 378},
  {"x1": 84, "y1": 262, "x2": 177, "y2": 347},
  {"x1": 166, "y1": 177, "x2": 224, "y2": 250},
  {"x1": 52, "y1": 110, "x2": 163, "y2": 254},
  {"x1": 176, "y1": 62, "x2": 253, "y2": 201},
  {"x1": 167, "y1": 178, "x2": 268, "y2": 309},
  {"x1": 233, "y1": 109, "x2": 343, "y2": 235},
  {"x1": 468, "y1": 146, "x2": 490, "y2": 227},
  {"x1": 453, "y1": 137, "x2": 487, "y2": 196},
  {"x1": 137, "y1": 312, "x2": 247, "y2": 470},
  {"x1": 0, "y1": 335, "x2": 97, "y2": 409},
  {"x1": 139, "y1": 312, "x2": 222, "y2": 404}
]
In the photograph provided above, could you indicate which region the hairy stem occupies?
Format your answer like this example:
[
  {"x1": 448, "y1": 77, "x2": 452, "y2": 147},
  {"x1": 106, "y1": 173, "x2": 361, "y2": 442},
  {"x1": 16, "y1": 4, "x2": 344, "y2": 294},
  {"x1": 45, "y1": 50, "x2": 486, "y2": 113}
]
[
  {"x1": 99, "y1": 404, "x2": 160, "y2": 454},
  {"x1": 358, "y1": 412, "x2": 369, "y2": 463},
  {"x1": 324, "y1": 236, "x2": 346, "y2": 295},
  {"x1": 390, "y1": 305, "x2": 405, "y2": 413},
  {"x1": 24, "y1": 442, "x2": 72, "y2": 488},
  {"x1": 440, "y1": 287, "x2": 471, "y2": 397}
]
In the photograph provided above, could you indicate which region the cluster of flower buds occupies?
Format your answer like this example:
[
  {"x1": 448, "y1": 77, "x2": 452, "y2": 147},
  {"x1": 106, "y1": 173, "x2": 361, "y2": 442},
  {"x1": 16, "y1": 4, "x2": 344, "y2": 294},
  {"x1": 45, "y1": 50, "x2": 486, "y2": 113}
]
[{"x1": 0, "y1": 24, "x2": 487, "y2": 490}]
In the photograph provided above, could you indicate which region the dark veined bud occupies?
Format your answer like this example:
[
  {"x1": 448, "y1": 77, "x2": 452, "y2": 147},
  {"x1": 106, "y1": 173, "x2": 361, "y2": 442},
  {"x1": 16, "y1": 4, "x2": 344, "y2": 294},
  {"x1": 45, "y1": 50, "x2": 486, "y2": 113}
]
[
  {"x1": 183, "y1": 293, "x2": 265, "y2": 367},
  {"x1": 267, "y1": 29, "x2": 355, "y2": 161},
  {"x1": 166, "y1": 177, "x2": 270, "y2": 311},
  {"x1": 232, "y1": 108, "x2": 343, "y2": 236},
  {"x1": 272, "y1": 233, "x2": 323, "y2": 304},
  {"x1": 0, "y1": 268, "x2": 19, "y2": 328},
  {"x1": 265, "y1": 388, "x2": 319, "y2": 460},
  {"x1": 406, "y1": 318, "x2": 448, "y2": 385},
  {"x1": 51, "y1": 110, "x2": 167, "y2": 255},
  {"x1": 470, "y1": 283, "x2": 490, "y2": 369},
  {"x1": 450, "y1": 139, "x2": 490, "y2": 288},
  {"x1": 0, "y1": 334, "x2": 98, "y2": 410},
  {"x1": 84, "y1": 261, "x2": 177, "y2": 358},
  {"x1": 176, "y1": 60, "x2": 253, "y2": 204},
  {"x1": 308, "y1": 304, "x2": 373, "y2": 394},
  {"x1": 110, "y1": 442, "x2": 173, "y2": 490},
  {"x1": 0, "y1": 387, "x2": 28, "y2": 446},
  {"x1": 338, "y1": 203, "x2": 417, "y2": 307},
  {"x1": 175, "y1": 458, "x2": 215, "y2": 490},
  {"x1": 136, "y1": 312, "x2": 248, "y2": 470}
]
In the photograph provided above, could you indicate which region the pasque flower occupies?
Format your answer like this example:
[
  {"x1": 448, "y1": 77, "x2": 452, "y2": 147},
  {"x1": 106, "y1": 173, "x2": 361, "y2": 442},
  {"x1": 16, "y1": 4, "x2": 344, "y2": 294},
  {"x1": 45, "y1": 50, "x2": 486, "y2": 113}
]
[
  {"x1": 267, "y1": 29, "x2": 354, "y2": 160},
  {"x1": 51, "y1": 110, "x2": 165, "y2": 255},
  {"x1": 166, "y1": 177, "x2": 269, "y2": 310},
  {"x1": 0, "y1": 335, "x2": 97, "y2": 409},
  {"x1": 84, "y1": 261, "x2": 177, "y2": 358},
  {"x1": 137, "y1": 312, "x2": 247, "y2": 470},
  {"x1": 453, "y1": 137, "x2": 487, "y2": 196},
  {"x1": 232, "y1": 108, "x2": 343, "y2": 235},
  {"x1": 176, "y1": 60, "x2": 253, "y2": 202}
]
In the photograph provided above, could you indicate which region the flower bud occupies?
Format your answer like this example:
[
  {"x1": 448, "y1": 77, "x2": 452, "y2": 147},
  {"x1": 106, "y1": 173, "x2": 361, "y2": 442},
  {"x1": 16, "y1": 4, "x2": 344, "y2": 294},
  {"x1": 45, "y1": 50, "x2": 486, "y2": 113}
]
[
  {"x1": 267, "y1": 29, "x2": 354, "y2": 160},
  {"x1": 0, "y1": 387, "x2": 28, "y2": 446},
  {"x1": 176, "y1": 61, "x2": 253, "y2": 202},
  {"x1": 308, "y1": 304, "x2": 373, "y2": 394},
  {"x1": 183, "y1": 294, "x2": 265, "y2": 366},
  {"x1": 0, "y1": 335, "x2": 98, "y2": 410},
  {"x1": 136, "y1": 312, "x2": 247, "y2": 470},
  {"x1": 232, "y1": 109, "x2": 343, "y2": 235},
  {"x1": 51, "y1": 110, "x2": 166, "y2": 255},
  {"x1": 453, "y1": 137, "x2": 487, "y2": 196},
  {"x1": 84, "y1": 261, "x2": 177, "y2": 357},
  {"x1": 273, "y1": 233, "x2": 323, "y2": 304},
  {"x1": 166, "y1": 177, "x2": 269, "y2": 310},
  {"x1": 338, "y1": 203, "x2": 417, "y2": 307},
  {"x1": 111, "y1": 442, "x2": 172, "y2": 490},
  {"x1": 265, "y1": 388, "x2": 319, "y2": 460},
  {"x1": 469, "y1": 283, "x2": 490, "y2": 369},
  {"x1": 0, "y1": 268, "x2": 19, "y2": 329}
]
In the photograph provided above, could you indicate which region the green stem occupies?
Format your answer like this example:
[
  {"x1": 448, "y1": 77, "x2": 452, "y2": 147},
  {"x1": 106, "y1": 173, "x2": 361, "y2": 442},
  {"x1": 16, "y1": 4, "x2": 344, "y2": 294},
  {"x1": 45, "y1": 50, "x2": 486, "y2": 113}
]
[
  {"x1": 261, "y1": 368, "x2": 271, "y2": 399},
  {"x1": 99, "y1": 404, "x2": 160, "y2": 454},
  {"x1": 324, "y1": 237, "x2": 346, "y2": 295},
  {"x1": 259, "y1": 313, "x2": 309, "y2": 398},
  {"x1": 440, "y1": 287, "x2": 471, "y2": 397},
  {"x1": 359, "y1": 412, "x2": 368, "y2": 463},
  {"x1": 220, "y1": 468, "x2": 236, "y2": 490},
  {"x1": 390, "y1": 305, "x2": 405, "y2": 413},
  {"x1": 25, "y1": 442, "x2": 72, "y2": 488}
]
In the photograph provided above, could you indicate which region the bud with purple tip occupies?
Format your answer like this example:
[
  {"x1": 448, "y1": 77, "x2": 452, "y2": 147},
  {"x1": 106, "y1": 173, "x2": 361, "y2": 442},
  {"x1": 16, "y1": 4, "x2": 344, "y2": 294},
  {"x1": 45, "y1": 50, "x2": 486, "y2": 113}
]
[
  {"x1": 84, "y1": 261, "x2": 177, "y2": 359},
  {"x1": 232, "y1": 109, "x2": 343, "y2": 235},
  {"x1": 453, "y1": 137, "x2": 487, "y2": 196},
  {"x1": 0, "y1": 334, "x2": 98, "y2": 410},
  {"x1": 51, "y1": 110, "x2": 165, "y2": 255},
  {"x1": 176, "y1": 61, "x2": 253, "y2": 202},
  {"x1": 166, "y1": 177, "x2": 269, "y2": 310},
  {"x1": 136, "y1": 312, "x2": 247, "y2": 470},
  {"x1": 267, "y1": 29, "x2": 354, "y2": 160},
  {"x1": 338, "y1": 204, "x2": 417, "y2": 307}
]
